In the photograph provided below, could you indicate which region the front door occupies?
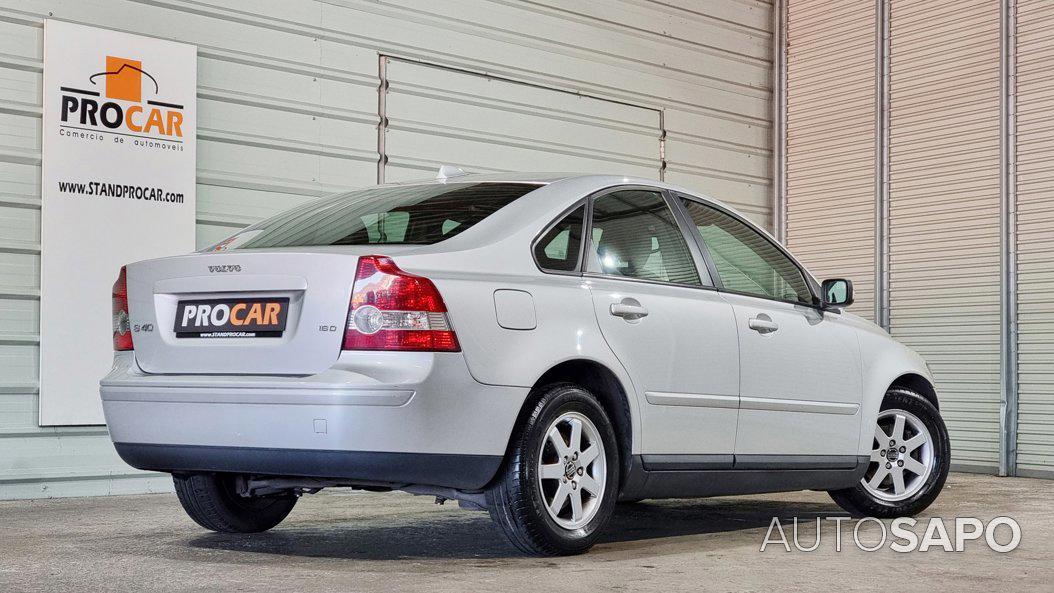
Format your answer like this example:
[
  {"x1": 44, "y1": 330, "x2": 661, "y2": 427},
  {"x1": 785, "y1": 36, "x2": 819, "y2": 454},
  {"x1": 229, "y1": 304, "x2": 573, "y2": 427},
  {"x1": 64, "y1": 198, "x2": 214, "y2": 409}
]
[
  {"x1": 585, "y1": 188, "x2": 740, "y2": 469},
  {"x1": 724, "y1": 293, "x2": 863, "y2": 460},
  {"x1": 677, "y1": 195, "x2": 863, "y2": 466}
]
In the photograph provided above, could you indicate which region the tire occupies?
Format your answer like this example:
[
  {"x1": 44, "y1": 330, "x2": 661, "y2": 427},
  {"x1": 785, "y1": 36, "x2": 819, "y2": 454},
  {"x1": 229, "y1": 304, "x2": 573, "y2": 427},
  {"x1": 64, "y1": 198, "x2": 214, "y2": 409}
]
[
  {"x1": 173, "y1": 473, "x2": 298, "y2": 533},
  {"x1": 486, "y1": 383, "x2": 620, "y2": 556},
  {"x1": 829, "y1": 387, "x2": 950, "y2": 518}
]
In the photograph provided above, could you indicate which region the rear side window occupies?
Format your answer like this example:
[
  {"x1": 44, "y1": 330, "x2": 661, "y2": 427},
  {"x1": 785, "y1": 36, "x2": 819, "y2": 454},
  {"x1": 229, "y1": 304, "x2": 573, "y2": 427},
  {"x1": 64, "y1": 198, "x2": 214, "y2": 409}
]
[
  {"x1": 589, "y1": 190, "x2": 700, "y2": 286},
  {"x1": 534, "y1": 205, "x2": 585, "y2": 272},
  {"x1": 208, "y1": 183, "x2": 539, "y2": 250}
]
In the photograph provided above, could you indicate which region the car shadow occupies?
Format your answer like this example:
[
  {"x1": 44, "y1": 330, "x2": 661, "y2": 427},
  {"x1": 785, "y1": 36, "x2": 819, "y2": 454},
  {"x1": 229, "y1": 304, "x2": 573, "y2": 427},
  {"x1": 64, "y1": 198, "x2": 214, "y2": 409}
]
[
  {"x1": 601, "y1": 498, "x2": 845, "y2": 545},
  {"x1": 184, "y1": 497, "x2": 847, "y2": 561}
]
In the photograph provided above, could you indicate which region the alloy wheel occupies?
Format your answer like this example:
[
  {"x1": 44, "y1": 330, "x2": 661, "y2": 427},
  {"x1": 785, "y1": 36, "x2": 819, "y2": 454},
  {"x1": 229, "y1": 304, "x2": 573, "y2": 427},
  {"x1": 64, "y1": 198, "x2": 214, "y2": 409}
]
[
  {"x1": 861, "y1": 408, "x2": 935, "y2": 502},
  {"x1": 537, "y1": 411, "x2": 607, "y2": 530}
]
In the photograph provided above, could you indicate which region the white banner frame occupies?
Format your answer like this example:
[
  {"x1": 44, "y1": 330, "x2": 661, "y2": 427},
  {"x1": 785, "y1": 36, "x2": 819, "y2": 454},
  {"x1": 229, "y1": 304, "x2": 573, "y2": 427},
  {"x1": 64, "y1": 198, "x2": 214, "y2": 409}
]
[{"x1": 39, "y1": 21, "x2": 197, "y2": 425}]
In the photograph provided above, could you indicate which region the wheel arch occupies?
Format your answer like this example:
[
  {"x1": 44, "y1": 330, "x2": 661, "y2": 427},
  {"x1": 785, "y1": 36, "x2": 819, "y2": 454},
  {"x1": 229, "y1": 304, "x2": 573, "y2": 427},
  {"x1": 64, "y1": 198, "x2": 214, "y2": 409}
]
[
  {"x1": 889, "y1": 372, "x2": 939, "y2": 410},
  {"x1": 522, "y1": 359, "x2": 636, "y2": 492},
  {"x1": 855, "y1": 335, "x2": 939, "y2": 457}
]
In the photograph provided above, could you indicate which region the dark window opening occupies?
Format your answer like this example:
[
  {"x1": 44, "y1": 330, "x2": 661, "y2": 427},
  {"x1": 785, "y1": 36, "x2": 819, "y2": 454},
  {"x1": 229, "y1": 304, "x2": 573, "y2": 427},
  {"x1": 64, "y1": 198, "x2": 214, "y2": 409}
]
[
  {"x1": 209, "y1": 182, "x2": 540, "y2": 250},
  {"x1": 534, "y1": 205, "x2": 585, "y2": 272}
]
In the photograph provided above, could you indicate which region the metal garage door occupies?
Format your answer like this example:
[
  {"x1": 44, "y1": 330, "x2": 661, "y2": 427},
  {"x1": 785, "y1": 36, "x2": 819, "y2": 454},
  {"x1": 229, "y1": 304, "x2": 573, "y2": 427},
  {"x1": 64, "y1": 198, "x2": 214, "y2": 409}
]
[
  {"x1": 381, "y1": 58, "x2": 662, "y2": 182},
  {"x1": 888, "y1": 0, "x2": 1002, "y2": 472},
  {"x1": 0, "y1": 1, "x2": 774, "y2": 498},
  {"x1": 1015, "y1": 0, "x2": 1054, "y2": 478},
  {"x1": 784, "y1": 0, "x2": 877, "y2": 321}
]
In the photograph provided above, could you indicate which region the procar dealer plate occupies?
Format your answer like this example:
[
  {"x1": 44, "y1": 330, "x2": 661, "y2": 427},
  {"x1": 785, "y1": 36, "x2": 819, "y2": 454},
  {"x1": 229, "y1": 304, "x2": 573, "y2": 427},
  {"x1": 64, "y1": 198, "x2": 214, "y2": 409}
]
[{"x1": 174, "y1": 297, "x2": 289, "y2": 338}]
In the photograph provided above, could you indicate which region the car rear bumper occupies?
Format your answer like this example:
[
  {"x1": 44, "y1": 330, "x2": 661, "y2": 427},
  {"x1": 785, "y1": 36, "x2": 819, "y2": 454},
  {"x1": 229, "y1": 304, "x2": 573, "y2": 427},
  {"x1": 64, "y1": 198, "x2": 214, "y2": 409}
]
[
  {"x1": 100, "y1": 351, "x2": 526, "y2": 490},
  {"x1": 112, "y1": 444, "x2": 502, "y2": 490}
]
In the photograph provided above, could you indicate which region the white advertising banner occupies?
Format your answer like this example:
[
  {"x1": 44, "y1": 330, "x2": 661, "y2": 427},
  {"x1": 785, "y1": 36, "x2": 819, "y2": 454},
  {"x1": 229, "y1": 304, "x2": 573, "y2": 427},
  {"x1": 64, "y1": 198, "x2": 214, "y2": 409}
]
[{"x1": 39, "y1": 21, "x2": 197, "y2": 425}]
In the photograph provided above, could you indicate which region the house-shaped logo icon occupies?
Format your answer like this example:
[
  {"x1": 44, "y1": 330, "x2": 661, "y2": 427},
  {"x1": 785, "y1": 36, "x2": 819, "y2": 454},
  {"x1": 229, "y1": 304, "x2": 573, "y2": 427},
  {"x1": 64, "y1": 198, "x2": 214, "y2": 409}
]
[{"x1": 90, "y1": 56, "x2": 160, "y2": 103}]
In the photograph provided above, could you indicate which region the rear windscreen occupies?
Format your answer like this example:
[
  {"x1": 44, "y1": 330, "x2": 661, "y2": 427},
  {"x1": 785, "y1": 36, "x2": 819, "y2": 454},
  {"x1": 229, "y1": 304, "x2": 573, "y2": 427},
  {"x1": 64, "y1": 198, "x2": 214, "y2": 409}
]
[{"x1": 208, "y1": 182, "x2": 540, "y2": 250}]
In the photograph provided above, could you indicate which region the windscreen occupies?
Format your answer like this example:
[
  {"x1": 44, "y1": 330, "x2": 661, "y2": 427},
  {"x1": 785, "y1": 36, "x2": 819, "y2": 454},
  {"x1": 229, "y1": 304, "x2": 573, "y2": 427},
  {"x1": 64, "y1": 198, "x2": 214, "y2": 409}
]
[{"x1": 208, "y1": 182, "x2": 540, "y2": 250}]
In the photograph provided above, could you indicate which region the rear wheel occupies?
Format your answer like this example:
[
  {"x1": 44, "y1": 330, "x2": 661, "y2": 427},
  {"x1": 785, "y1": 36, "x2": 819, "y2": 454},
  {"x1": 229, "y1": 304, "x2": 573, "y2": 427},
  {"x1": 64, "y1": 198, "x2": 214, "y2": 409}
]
[
  {"x1": 173, "y1": 473, "x2": 297, "y2": 533},
  {"x1": 487, "y1": 383, "x2": 620, "y2": 556},
  {"x1": 829, "y1": 388, "x2": 950, "y2": 517}
]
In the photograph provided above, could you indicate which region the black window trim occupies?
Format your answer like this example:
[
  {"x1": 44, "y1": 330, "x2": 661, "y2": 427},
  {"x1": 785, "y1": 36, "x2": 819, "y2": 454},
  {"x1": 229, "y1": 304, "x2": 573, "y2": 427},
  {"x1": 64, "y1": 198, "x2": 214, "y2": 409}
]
[
  {"x1": 530, "y1": 198, "x2": 590, "y2": 276},
  {"x1": 672, "y1": 192, "x2": 824, "y2": 310},
  {"x1": 578, "y1": 184, "x2": 717, "y2": 290}
]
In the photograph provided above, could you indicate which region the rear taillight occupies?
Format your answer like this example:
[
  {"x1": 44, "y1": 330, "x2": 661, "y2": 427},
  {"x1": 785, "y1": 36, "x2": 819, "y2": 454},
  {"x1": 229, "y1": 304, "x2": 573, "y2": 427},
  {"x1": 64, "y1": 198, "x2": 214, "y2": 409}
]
[
  {"x1": 343, "y1": 256, "x2": 460, "y2": 352},
  {"x1": 112, "y1": 266, "x2": 133, "y2": 351}
]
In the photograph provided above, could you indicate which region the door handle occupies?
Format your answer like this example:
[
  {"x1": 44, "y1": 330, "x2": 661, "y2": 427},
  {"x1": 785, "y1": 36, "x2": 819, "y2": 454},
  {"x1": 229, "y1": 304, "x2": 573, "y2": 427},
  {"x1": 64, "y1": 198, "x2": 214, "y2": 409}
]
[
  {"x1": 610, "y1": 298, "x2": 649, "y2": 321},
  {"x1": 748, "y1": 314, "x2": 779, "y2": 334}
]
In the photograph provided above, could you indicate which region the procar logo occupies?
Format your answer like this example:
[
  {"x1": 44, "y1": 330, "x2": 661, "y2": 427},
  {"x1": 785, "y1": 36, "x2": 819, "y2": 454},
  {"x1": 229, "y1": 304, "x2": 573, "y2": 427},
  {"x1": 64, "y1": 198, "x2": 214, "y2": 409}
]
[
  {"x1": 59, "y1": 55, "x2": 184, "y2": 143},
  {"x1": 174, "y1": 298, "x2": 289, "y2": 339}
]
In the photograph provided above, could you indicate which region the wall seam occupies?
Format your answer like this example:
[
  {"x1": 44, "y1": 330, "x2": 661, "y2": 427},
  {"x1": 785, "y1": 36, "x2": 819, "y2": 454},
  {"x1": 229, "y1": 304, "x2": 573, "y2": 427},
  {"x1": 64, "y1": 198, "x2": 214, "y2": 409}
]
[
  {"x1": 376, "y1": 54, "x2": 389, "y2": 184},
  {"x1": 773, "y1": 0, "x2": 787, "y2": 242},
  {"x1": 999, "y1": 0, "x2": 1019, "y2": 477},
  {"x1": 659, "y1": 109, "x2": 667, "y2": 181},
  {"x1": 875, "y1": 0, "x2": 891, "y2": 331}
]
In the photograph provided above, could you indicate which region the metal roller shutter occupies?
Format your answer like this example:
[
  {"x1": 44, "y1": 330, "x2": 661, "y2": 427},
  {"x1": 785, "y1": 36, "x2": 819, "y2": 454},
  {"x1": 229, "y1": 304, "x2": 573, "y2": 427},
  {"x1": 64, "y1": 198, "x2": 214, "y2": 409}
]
[
  {"x1": 382, "y1": 59, "x2": 662, "y2": 182},
  {"x1": 785, "y1": 0, "x2": 877, "y2": 321},
  {"x1": 1015, "y1": 0, "x2": 1054, "y2": 478},
  {"x1": 0, "y1": 1, "x2": 773, "y2": 498},
  {"x1": 888, "y1": 0, "x2": 1002, "y2": 472}
]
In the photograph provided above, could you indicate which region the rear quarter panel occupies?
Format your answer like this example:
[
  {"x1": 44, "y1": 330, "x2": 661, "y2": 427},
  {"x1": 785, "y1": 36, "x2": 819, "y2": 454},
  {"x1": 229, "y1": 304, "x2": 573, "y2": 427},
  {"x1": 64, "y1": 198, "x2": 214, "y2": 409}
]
[
  {"x1": 400, "y1": 261, "x2": 642, "y2": 455},
  {"x1": 390, "y1": 179, "x2": 643, "y2": 455}
]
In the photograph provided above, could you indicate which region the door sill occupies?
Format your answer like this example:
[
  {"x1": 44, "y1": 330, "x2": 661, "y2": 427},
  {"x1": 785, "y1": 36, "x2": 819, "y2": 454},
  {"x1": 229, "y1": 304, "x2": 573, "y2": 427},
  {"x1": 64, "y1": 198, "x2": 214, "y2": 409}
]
[
  {"x1": 641, "y1": 453, "x2": 862, "y2": 472},
  {"x1": 623, "y1": 455, "x2": 870, "y2": 499}
]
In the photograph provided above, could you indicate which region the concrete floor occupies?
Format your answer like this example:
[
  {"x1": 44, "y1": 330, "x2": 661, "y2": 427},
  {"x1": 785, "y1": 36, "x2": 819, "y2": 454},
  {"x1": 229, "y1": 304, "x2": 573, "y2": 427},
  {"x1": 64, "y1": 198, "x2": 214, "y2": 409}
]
[{"x1": 2, "y1": 473, "x2": 1051, "y2": 592}]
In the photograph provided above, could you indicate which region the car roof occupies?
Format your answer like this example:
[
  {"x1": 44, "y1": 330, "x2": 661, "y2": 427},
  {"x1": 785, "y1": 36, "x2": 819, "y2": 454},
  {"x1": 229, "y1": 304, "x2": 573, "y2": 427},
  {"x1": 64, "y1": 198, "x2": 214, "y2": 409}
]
[
  {"x1": 402, "y1": 172, "x2": 817, "y2": 286},
  {"x1": 386, "y1": 171, "x2": 576, "y2": 185},
  {"x1": 379, "y1": 171, "x2": 758, "y2": 230},
  {"x1": 387, "y1": 171, "x2": 699, "y2": 195}
]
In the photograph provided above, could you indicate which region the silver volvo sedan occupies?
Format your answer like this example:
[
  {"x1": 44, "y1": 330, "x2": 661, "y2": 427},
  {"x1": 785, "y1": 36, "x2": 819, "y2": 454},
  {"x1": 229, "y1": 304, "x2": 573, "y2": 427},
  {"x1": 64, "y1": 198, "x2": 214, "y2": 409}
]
[{"x1": 102, "y1": 172, "x2": 950, "y2": 555}]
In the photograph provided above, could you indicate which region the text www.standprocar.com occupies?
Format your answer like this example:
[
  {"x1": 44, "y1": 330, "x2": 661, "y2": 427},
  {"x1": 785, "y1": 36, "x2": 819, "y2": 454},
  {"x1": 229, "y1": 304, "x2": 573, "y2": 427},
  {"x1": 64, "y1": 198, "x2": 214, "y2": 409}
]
[{"x1": 58, "y1": 180, "x2": 184, "y2": 204}]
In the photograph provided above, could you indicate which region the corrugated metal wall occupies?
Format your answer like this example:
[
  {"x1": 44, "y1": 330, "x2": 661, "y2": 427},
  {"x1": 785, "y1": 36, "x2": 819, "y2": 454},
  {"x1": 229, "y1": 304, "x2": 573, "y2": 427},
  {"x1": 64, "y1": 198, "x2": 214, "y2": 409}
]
[
  {"x1": 381, "y1": 59, "x2": 661, "y2": 182},
  {"x1": 887, "y1": 0, "x2": 1002, "y2": 473},
  {"x1": 0, "y1": 0, "x2": 775, "y2": 498},
  {"x1": 786, "y1": 0, "x2": 1054, "y2": 478},
  {"x1": 785, "y1": 0, "x2": 876, "y2": 321},
  {"x1": 1016, "y1": 0, "x2": 1054, "y2": 478}
]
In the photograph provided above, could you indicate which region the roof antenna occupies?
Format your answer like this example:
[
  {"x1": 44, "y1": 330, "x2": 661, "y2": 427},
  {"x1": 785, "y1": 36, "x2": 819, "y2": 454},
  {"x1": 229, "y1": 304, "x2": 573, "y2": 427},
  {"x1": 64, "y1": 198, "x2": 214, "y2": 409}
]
[{"x1": 436, "y1": 165, "x2": 467, "y2": 181}]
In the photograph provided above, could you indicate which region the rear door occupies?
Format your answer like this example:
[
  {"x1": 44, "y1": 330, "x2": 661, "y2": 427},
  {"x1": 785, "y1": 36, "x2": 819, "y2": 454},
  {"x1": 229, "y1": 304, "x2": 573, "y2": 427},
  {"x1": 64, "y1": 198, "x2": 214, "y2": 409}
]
[
  {"x1": 585, "y1": 188, "x2": 740, "y2": 468},
  {"x1": 676, "y1": 195, "x2": 863, "y2": 462}
]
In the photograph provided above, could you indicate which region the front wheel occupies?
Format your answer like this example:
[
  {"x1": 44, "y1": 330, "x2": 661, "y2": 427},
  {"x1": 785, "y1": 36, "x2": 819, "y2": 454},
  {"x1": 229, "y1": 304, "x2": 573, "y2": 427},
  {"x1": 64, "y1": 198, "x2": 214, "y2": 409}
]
[
  {"x1": 487, "y1": 383, "x2": 620, "y2": 555},
  {"x1": 829, "y1": 387, "x2": 950, "y2": 517}
]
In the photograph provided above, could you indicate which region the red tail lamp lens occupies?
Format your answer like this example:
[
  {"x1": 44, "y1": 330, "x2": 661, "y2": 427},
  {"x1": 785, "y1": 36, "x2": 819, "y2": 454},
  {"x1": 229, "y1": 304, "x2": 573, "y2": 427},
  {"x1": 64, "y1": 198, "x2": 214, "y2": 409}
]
[
  {"x1": 113, "y1": 266, "x2": 133, "y2": 351},
  {"x1": 343, "y1": 256, "x2": 460, "y2": 352}
]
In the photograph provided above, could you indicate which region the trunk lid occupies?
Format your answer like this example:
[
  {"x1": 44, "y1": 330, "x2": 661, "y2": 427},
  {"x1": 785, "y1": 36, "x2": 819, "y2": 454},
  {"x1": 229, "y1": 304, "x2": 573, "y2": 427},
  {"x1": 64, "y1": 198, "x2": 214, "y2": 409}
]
[{"x1": 126, "y1": 247, "x2": 412, "y2": 375}]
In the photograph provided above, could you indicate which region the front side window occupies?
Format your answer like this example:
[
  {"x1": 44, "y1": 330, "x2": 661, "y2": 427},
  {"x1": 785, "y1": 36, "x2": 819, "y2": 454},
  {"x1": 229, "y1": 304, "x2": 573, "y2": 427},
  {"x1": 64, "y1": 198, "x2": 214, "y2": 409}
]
[
  {"x1": 680, "y1": 198, "x2": 813, "y2": 304},
  {"x1": 534, "y1": 205, "x2": 585, "y2": 272},
  {"x1": 589, "y1": 190, "x2": 700, "y2": 286},
  {"x1": 207, "y1": 182, "x2": 539, "y2": 250}
]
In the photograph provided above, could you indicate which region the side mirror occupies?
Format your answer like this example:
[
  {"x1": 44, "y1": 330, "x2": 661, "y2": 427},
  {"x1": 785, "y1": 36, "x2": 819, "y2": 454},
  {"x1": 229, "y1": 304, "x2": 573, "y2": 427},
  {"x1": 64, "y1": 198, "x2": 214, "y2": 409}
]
[{"x1": 821, "y1": 278, "x2": 854, "y2": 308}]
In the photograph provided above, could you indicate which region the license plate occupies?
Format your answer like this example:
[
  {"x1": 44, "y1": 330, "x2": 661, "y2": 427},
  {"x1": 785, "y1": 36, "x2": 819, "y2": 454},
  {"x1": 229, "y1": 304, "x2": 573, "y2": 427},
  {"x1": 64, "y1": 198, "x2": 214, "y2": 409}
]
[{"x1": 174, "y1": 297, "x2": 289, "y2": 338}]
